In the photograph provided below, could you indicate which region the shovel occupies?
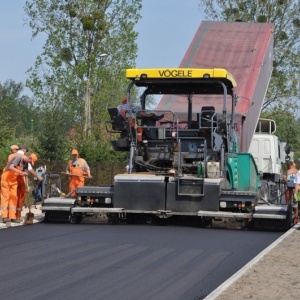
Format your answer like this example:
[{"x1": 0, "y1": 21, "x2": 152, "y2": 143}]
[
  {"x1": 61, "y1": 172, "x2": 91, "y2": 179},
  {"x1": 64, "y1": 189, "x2": 76, "y2": 198},
  {"x1": 24, "y1": 207, "x2": 34, "y2": 225}
]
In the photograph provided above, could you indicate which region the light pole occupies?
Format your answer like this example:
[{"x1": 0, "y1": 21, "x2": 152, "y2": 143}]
[
  {"x1": 84, "y1": 53, "x2": 108, "y2": 137},
  {"x1": 84, "y1": 79, "x2": 91, "y2": 136},
  {"x1": 31, "y1": 119, "x2": 33, "y2": 143}
]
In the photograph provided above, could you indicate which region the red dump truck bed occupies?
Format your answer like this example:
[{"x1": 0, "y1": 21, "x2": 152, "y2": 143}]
[{"x1": 156, "y1": 21, "x2": 273, "y2": 152}]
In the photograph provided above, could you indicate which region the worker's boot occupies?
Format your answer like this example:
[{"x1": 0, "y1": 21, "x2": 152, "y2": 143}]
[{"x1": 11, "y1": 219, "x2": 22, "y2": 223}]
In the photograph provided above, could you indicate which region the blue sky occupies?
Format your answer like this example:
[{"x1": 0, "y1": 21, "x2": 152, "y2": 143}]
[{"x1": 0, "y1": 0, "x2": 202, "y2": 89}]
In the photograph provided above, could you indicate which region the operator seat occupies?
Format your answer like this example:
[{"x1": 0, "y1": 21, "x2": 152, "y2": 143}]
[
  {"x1": 200, "y1": 106, "x2": 217, "y2": 128},
  {"x1": 107, "y1": 108, "x2": 127, "y2": 137}
]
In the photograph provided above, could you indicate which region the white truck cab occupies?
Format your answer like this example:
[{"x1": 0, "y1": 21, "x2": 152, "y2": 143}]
[{"x1": 249, "y1": 118, "x2": 290, "y2": 203}]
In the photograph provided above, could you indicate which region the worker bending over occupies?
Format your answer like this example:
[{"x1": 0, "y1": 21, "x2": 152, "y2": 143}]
[
  {"x1": 1, "y1": 153, "x2": 36, "y2": 223},
  {"x1": 16, "y1": 146, "x2": 43, "y2": 220}
]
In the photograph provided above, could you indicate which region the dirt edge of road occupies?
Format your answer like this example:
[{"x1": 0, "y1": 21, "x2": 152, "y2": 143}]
[{"x1": 205, "y1": 224, "x2": 300, "y2": 300}]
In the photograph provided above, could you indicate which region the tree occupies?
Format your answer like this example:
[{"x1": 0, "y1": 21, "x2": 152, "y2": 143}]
[
  {"x1": 34, "y1": 108, "x2": 73, "y2": 161},
  {"x1": 198, "y1": 0, "x2": 300, "y2": 111},
  {"x1": 24, "y1": 0, "x2": 142, "y2": 161},
  {"x1": 261, "y1": 107, "x2": 300, "y2": 151},
  {"x1": 0, "y1": 80, "x2": 38, "y2": 159}
]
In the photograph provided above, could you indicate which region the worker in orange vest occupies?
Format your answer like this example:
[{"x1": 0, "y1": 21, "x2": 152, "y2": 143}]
[
  {"x1": 16, "y1": 152, "x2": 42, "y2": 220},
  {"x1": 65, "y1": 149, "x2": 92, "y2": 197},
  {"x1": 1, "y1": 153, "x2": 34, "y2": 223},
  {"x1": 15, "y1": 147, "x2": 30, "y2": 215},
  {"x1": 2, "y1": 146, "x2": 23, "y2": 222}
]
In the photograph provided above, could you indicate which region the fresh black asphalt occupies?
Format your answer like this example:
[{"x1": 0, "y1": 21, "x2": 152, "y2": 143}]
[{"x1": 0, "y1": 223, "x2": 282, "y2": 300}]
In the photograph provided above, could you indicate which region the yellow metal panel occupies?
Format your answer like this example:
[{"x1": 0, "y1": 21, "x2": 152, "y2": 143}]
[{"x1": 125, "y1": 68, "x2": 237, "y2": 86}]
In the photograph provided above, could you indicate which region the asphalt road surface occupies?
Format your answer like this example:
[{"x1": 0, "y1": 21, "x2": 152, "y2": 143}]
[{"x1": 0, "y1": 223, "x2": 282, "y2": 300}]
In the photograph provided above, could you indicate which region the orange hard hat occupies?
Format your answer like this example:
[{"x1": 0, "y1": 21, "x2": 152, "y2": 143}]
[
  {"x1": 10, "y1": 145, "x2": 19, "y2": 150},
  {"x1": 30, "y1": 153, "x2": 38, "y2": 165}
]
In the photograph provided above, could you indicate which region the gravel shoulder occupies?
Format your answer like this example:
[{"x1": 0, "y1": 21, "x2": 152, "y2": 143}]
[{"x1": 206, "y1": 224, "x2": 300, "y2": 300}]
